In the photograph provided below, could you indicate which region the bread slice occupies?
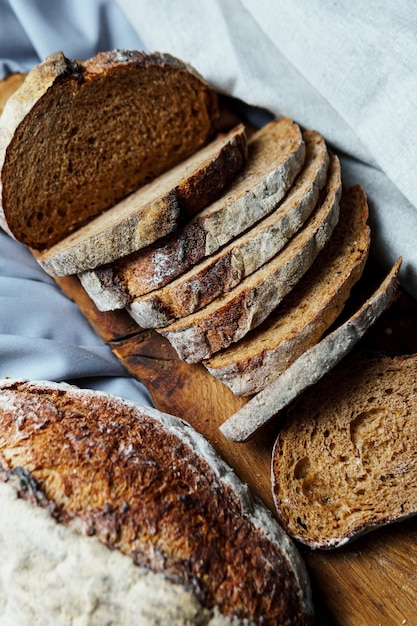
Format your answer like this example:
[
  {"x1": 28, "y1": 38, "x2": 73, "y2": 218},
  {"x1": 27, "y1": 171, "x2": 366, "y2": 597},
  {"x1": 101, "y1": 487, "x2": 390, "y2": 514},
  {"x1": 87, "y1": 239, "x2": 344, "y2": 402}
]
[
  {"x1": 79, "y1": 117, "x2": 306, "y2": 300},
  {"x1": 35, "y1": 123, "x2": 248, "y2": 277},
  {"x1": 119, "y1": 130, "x2": 329, "y2": 326},
  {"x1": 205, "y1": 185, "x2": 371, "y2": 396},
  {"x1": 0, "y1": 378, "x2": 313, "y2": 625},
  {"x1": 0, "y1": 73, "x2": 26, "y2": 116},
  {"x1": 157, "y1": 154, "x2": 341, "y2": 363},
  {"x1": 271, "y1": 351, "x2": 417, "y2": 549},
  {"x1": 0, "y1": 49, "x2": 219, "y2": 251},
  {"x1": 220, "y1": 258, "x2": 401, "y2": 442}
]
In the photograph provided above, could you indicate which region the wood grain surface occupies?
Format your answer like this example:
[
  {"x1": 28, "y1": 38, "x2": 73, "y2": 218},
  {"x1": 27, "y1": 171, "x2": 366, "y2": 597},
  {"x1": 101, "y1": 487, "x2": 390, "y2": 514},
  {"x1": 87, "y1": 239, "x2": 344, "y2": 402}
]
[{"x1": 56, "y1": 256, "x2": 417, "y2": 626}]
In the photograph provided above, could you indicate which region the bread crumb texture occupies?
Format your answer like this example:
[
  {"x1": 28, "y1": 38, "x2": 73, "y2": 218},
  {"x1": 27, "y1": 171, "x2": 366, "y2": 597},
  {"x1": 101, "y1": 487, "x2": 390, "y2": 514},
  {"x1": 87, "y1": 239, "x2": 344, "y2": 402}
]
[
  {"x1": 0, "y1": 379, "x2": 313, "y2": 625},
  {"x1": 272, "y1": 353, "x2": 417, "y2": 549}
]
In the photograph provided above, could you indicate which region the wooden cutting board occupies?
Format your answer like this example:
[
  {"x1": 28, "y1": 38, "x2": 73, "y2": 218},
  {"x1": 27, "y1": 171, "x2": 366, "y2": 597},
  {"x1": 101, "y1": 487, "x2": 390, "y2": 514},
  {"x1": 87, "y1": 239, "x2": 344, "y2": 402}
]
[{"x1": 56, "y1": 256, "x2": 417, "y2": 626}]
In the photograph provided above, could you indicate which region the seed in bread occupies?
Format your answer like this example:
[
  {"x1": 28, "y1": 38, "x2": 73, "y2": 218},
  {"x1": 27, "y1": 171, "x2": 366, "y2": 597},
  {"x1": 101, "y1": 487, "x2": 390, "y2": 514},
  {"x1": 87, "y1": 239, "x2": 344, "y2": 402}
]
[
  {"x1": 0, "y1": 378, "x2": 314, "y2": 625},
  {"x1": 79, "y1": 117, "x2": 306, "y2": 300},
  {"x1": 205, "y1": 184, "x2": 371, "y2": 395},
  {"x1": 157, "y1": 154, "x2": 341, "y2": 363},
  {"x1": 0, "y1": 49, "x2": 219, "y2": 251},
  {"x1": 271, "y1": 352, "x2": 417, "y2": 549}
]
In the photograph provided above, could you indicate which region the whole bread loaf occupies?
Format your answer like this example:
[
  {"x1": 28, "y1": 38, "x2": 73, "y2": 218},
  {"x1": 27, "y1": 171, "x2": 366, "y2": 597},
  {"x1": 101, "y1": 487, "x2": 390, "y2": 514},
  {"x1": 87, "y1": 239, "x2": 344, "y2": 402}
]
[
  {"x1": 220, "y1": 258, "x2": 401, "y2": 442},
  {"x1": 0, "y1": 378, "x2": 313, "y2": 625},
  {"x1": 271, "y1": 352, "x2": 417, "y2": 549},
  {"x1": 157, "y1": 154, "x2": 341, "y2": 362},
  {"x1": 79, "y1": 117, "x2": 306, "y2": 300},
  {"x1": 118, "y1": 129, "x2": 329, "y2": 327},
  {"x1": 0, "y1": 49, "x2": 219, "y2": 251},
  {"x1": 205, "y1": 185, "x2": 370, "y2": 395}
]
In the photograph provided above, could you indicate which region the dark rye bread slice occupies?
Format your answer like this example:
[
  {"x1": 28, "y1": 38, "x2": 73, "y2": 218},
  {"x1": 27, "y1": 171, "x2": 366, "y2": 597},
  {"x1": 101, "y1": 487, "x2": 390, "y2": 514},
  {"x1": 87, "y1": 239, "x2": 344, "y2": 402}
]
[
  {"x1": 220, "y1": 258, "x2": 402, "y2": 443},
  {"x1": 79, "y1": 117, "x2": 306, "y2": 299},
  {"x1": 35, "y1": 124, "x2": 248, "y2": 277},
  {"x1": 0, "y1": 50, "x2": 219, "y2": 252},
  {"x1": 0, "y1": 379, "x2": 313, "y2": 625},
  {"x1": 117, "y1": 130, "x2": 329, "y2": 326},
  {"x1": 157, "y1": 154, "x2": 341, "y2": 363},
  {"x1": 205, "y1": 185, "x2": 371, "y2": 396},
  {"x1": 271, "y1": 352, "x2": 417, "y2": 549}
]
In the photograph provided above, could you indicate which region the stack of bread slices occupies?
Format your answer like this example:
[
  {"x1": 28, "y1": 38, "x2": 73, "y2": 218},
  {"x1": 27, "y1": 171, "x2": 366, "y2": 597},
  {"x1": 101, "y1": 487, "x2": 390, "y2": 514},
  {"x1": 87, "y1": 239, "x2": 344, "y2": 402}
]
[{"x1": 0, "y1": 49, "x2": 400, "y2": 439}]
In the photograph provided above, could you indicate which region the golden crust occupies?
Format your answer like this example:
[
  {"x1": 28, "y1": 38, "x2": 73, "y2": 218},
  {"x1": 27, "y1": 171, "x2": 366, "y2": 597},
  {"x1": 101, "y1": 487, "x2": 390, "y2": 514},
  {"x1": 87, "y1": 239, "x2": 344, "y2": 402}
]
[{"x1": 0, "y1": 379, "x2": 313, "y2": 625}]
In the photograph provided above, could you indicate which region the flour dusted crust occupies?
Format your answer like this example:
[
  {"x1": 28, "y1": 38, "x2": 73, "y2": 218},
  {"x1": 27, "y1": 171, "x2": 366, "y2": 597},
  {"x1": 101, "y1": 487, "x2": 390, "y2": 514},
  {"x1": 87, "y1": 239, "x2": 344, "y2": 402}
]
[
  {"x1": 205, "y1": 185, "x2": 371, "y2": 395},
  {"x1": 271, "y1": 352, "x2": 417, "y2": 549},
  {"x1": 123, "y1": 130, "x2": 329, "y2": 326},
  {"x1": 0, "y1": 378, "x2": 313, "y2": 625},
  {"x1": 0, "y1": 49, "x2": 219, "y2": 253},
  {"x1": 0, "y1": 481, "x2": 235, "y2": 626},
  {"x1": 157, "y1": 154, "x2": 341, "y2": 363},
  {"x1": 80, "y1": 118, "x2": 306, "y2": 301},
  {"x1": 220, "y1": 258, "x2": 401, "y2": 442}
]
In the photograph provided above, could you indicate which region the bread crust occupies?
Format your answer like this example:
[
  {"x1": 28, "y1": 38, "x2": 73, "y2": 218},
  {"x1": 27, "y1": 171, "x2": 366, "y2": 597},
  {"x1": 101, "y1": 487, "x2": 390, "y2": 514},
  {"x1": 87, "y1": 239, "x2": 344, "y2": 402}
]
[
  {"x1": 81, "y1": 117, "x2": 306, "y2": 298},
  {"x1": 157, "y1": 155, "x2": 341, "y2": 363},
  {"x1": 125, "y1": 130, "x2": 329, "y2": 327},
  {"x1": 38, "y1": 124, "x2": 248, "y2": 277},
  {"x1": 0, "y1": 379, "x2": 313, "y2": 625},
  {"x1": 220, "y1": 258, "x2": 401, "y2": 442},
  {"x1": 0, "y1": 50, "x2": 219, "y2": 251},
  {"x1": 205, "y1": 185, "x2": 371, "y2": 395}
]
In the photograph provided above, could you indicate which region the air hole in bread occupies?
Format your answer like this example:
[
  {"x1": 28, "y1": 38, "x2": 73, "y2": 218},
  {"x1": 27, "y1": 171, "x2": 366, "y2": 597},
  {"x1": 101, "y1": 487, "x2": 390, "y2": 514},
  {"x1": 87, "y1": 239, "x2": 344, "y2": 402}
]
[
  {"x1": 293, "y1": 457, "x2": 310, "y2": 481},
  {"x1": 296, "y1": 516, "x2": 308, "y2": 530}
]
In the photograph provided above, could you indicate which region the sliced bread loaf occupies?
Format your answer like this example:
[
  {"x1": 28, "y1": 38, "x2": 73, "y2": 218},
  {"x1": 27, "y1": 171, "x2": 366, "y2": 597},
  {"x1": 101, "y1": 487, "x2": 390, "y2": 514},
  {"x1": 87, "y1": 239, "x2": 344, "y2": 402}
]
[
  {"x1": 0, "y1": 378, "x2": 313, "y2": 625},
  {"x1": 205, "y1": 185, "x2": 371, "y2": 396},
  {"x1": 35, "y1": 123, "x2": 248, "y2": 276},
  {"x1": 157, "y1": 154, "x2": 341, "y2": 362},
  {"x1": 79, "y1": 117, "x2": 306, "y2": 300},
  {"x1": 0, "y1": 50, "x2": 219, "y2": 251},
  {"x1": 119, "y1": 130, "x2": 329, "y2": 326},
  {"x1": 220, "y1": 258, "x2": 401, "y2": 442},
  {"x1": 271, "y1": 351, "x2": 417, "y2": 549}
]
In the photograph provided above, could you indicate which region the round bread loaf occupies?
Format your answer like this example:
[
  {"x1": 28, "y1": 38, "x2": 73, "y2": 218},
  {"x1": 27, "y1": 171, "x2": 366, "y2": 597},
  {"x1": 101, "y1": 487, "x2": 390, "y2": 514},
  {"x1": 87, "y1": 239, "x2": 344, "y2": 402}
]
[{"x1": 0, "y1": 378, "x2": 313, "y2": 625}]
